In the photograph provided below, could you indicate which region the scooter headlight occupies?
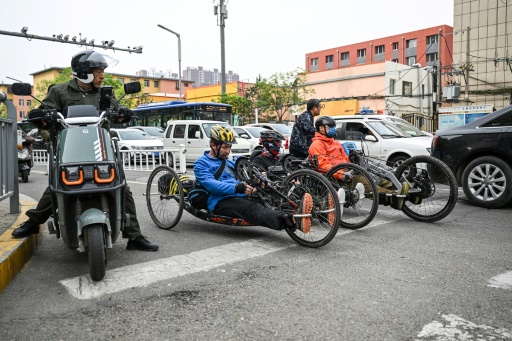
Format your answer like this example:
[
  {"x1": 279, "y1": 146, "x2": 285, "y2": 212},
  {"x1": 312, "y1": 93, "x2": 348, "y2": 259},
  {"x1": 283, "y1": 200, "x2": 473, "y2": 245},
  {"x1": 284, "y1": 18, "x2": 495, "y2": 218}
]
[
  {"x1": 61, "y1": 166, "x2": 84, "y2": 186},
  {"x1": 94, "y1": 165, "x2": 115, "y2": 184}
]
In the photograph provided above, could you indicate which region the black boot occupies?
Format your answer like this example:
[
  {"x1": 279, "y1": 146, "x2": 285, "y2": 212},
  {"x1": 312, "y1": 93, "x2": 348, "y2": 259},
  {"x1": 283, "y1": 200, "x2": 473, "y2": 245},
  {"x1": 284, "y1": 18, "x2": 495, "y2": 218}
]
[
  {"x1": 11, "y1": 219, "x2": 40, "y2": 238},
  {"x1": 378, "y1": 193, "x2": 391, "y2": 206},
  {"x1": 126, "y1": 235, "x2": 159, "y2": 251}
]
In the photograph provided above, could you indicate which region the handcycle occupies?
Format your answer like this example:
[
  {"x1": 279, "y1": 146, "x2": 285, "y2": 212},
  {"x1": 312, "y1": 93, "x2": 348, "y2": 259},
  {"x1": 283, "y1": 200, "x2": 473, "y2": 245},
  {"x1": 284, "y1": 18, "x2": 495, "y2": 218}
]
[
  {"x1": 145, "y1": 161, "x2": 342, "y2": 248},
  {"x1": 281, "y1": 144, "x2": 458, "y2": 228}
]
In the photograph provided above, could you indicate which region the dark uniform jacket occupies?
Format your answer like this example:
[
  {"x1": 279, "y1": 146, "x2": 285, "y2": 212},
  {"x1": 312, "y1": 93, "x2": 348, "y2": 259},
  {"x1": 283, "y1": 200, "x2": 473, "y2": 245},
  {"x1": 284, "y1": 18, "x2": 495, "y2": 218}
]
[
  {"x1": 38, "y1": 78, "x2": 104, "y2": 143},
  {"x1": 289, "y1": 110, "x2": 316, "y2": 155}
]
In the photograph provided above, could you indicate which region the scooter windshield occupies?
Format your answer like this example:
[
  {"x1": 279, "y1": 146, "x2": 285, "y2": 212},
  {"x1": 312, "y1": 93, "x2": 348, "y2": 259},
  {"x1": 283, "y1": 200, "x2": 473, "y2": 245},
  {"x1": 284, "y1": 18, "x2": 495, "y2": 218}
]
[{"x1": 59, "y1": 127, "x2": 115, "y2": 163}]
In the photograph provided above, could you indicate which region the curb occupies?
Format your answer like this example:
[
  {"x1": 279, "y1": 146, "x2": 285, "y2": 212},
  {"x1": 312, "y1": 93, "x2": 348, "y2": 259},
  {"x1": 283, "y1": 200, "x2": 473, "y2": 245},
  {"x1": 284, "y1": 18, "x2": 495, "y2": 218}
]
[{"x1": 0, "y1": 198, "x2": 41, "y2": 294}]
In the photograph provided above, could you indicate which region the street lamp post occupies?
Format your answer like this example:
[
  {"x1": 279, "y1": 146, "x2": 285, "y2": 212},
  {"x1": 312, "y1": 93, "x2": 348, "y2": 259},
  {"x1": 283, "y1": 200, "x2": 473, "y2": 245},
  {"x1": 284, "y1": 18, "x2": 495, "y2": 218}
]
[{"x1": 157, "y1": 24, "x2": 182, "y2": 101}]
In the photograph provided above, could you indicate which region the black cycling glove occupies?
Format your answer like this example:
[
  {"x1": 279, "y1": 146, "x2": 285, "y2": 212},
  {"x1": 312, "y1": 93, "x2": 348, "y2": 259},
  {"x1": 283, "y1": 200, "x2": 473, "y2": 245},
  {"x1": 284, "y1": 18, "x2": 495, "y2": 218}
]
[{"x1": 235, "y1": 182, "x2": 247, "y2": 194}]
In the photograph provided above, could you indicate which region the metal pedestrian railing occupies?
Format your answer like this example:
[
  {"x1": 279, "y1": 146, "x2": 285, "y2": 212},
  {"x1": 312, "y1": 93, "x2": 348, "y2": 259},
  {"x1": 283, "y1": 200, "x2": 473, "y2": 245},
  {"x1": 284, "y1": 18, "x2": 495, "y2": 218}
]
[
  {"x1": 0, "y1": 93, "x2": 20, "y2": 214},
  {"x1": 32, "y1": 145, "x2": 187, "y2": 173}
]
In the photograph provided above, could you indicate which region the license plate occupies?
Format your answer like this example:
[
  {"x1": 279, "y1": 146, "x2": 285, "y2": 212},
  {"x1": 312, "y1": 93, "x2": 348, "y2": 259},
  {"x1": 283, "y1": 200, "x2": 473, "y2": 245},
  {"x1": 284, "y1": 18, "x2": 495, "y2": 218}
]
[{"x1": 154, "y1": 152, "x2": 160, "y2": 157}]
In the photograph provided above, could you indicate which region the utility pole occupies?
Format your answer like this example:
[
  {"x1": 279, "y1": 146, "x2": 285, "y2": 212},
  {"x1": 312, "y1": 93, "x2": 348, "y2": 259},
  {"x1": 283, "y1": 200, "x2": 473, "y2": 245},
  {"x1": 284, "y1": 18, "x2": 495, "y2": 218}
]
[
  {"x1": 214, "y1": 1, "x2": 228, "y2": 94},
  {"x1": 437, "y1": 29, "x2": 442, "y2": 103},
  {"x1": 465, "y1": 26, "x2": 471, "y2": 102}
]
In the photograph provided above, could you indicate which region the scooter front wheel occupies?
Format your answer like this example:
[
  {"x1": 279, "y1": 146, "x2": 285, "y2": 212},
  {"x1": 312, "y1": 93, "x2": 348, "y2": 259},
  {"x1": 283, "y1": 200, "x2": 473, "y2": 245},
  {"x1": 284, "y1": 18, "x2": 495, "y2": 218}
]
[
  {"x1": 86, "y1": 224, "x2": 106, "y2": 281},
  {"x1": 20, "y1": 169, "x2": 29, "y2": 183}
]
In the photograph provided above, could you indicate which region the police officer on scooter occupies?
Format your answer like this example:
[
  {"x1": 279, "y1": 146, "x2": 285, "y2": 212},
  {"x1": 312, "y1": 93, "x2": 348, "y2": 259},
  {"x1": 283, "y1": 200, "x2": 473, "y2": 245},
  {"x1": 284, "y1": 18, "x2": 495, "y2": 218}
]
[{"x1": 11, "y1": 50, "x2": 158, "y2": 251}]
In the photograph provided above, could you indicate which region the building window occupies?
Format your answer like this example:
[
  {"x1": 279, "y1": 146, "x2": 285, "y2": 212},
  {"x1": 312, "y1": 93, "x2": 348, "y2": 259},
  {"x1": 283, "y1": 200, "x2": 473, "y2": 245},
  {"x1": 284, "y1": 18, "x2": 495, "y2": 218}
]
[
  {"x1": 406, "y1": 56, "x2": 416, "y2": 65},
  {"x1": 326, "y1": 55, "x2": 333, "y2": 63},
  {"x1": 310, "y1": 57, "x2": 318, "y2": 71},
  {"x1": 422, "y1": 84, "x2": 425, "y2": 99},
  {"x1": 357, "y1": 49, "x2": 366, "y2": 58},
  {"x1": 27, "y1": 100, "x2": 31, "y2": 106},
  {"x1": 184, "y1": 83, "x2": 189, "y2": 87},
  {"x1": 403, "y1": 81, "x2": 413, "y2": 96},
  {"x1": 19, "y1": 99, "x2": 24, "y2": 106},
  {"x1": 7, "y1": 87, "x2": 12, "y2": 94},
  {"x1": 19, "y1": 111, "x2": 23, "y2": 118},
  {"x1": 406, "y1": 39, "x2": 417, "y2": 48},
  {"x1": 118, "y1": 78, "x2": 124, "y2": 83},
  {"x1": 153, "y1": 81, "x2": 159, "y2": 87},
  {"x1": 426, "y1": 35, "x2": 438, "y2": 45},
  {"x1": 341, "y1": 52, "x2": 349, "y2": 60},
  {"x1": 375, "y1": 45, "x2": 385, "y2": 54},
  {"x1": 426, "y1": 53, "x2": 438, "y2": 63},
  {"x1": 390, "y1": 79, "x2": 396, "y2": 95},
  {"x1": 391, "y1": 59, "x2": 399, "y2": 63},
  {"x1": 392, "y1": 42, "x2": 399, "y2": 51},
  {"x1": 144, "y1": 80, "x2": 150, "y2": 87},
  {"x1": 131, "y1": 79, "x2": 136, "y2": 82}
]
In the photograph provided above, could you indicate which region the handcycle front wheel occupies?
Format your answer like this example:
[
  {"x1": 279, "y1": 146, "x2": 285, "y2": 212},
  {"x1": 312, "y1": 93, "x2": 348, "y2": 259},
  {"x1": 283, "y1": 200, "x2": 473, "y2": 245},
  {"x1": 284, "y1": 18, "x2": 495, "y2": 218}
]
[
  {"x1": 325, "y1": 163, "x2": 379, "y2": 230},
  {"x1": 146, "y1": 165, "x2": 185, "y2": 229},
  {"x1": 394, "y1": 155, "x2": 458, "y2": 223},
  {"x1": 277, "y1": 169, "x2": 340, "y2": 248}
]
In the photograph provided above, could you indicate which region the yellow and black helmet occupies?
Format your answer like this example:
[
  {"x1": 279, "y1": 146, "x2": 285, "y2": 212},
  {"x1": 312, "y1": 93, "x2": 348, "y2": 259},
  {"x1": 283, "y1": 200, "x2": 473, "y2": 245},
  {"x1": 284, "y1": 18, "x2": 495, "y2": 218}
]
[
  {"x1": 169, "y1": 174, "x2": 192, "y2": 194},
  {"x1": 210, "y1": 125, "x2": 235, "y2": 144}
]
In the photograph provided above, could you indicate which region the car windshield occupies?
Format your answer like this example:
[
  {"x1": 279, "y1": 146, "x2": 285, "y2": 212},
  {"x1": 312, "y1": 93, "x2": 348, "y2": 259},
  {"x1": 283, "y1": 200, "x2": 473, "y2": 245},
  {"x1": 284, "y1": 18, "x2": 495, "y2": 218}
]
[
  {"x1": 118, "y1": 130, "x2": 153, "y2": 140},
  {"x1": 243, "y1": 127, "x2": 267, "y2": 137},
  {"x1": 202, "y1": 122, "x2": 240, "y2": 138},
  {"x1": 142, "y1": 127, "x2": 164, "y2": 137},
  {"x1": 366, "y1": 121, "x2": 412, "y2": 138},
  {"x1": 385, "y1": 118, "x2": 430, "y2": 137},
  {"x1": 270, "y1": 124, "x2": 292, "y2": 135}
]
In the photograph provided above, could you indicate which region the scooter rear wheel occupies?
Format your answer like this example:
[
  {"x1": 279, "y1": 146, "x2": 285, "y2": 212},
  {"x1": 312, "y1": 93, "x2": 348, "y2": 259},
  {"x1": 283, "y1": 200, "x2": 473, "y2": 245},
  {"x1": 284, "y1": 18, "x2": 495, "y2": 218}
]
[
  {"x1": 146, "y1": 165, "x2": 184, "y2": 229},
  {"x1": 86, "y1": 224, "x2": 106, "y2": 281}
]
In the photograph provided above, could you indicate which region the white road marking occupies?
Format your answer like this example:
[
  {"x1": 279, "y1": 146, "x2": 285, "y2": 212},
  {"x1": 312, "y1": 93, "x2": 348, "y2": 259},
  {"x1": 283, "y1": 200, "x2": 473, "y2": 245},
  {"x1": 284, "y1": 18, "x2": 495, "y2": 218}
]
[
  {"x1": 60, "y1": 212, "x2": 403, "y2": 300},
  {"x1": 60, "y1": 237, "x2": 295, "y2": 300},
  {"x1": 416, "y1": 314, "x2": 512, "y2": 340},
  {"x1": 488, "y1": 271, "x2": 512, "y2": 290}
]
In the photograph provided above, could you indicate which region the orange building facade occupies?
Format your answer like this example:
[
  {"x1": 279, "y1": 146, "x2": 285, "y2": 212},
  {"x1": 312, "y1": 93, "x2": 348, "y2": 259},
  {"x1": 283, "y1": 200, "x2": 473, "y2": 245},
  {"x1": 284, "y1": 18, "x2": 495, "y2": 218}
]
[{"x1": 306, "y1": 25, "x2": 453, "y2": 73}]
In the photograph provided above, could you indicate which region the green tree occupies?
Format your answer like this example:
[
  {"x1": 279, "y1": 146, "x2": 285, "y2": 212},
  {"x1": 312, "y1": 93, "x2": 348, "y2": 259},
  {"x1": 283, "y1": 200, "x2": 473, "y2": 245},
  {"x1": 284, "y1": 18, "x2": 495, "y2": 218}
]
[
  {"x1": 213, "y1": 93, "x2": 252, "y2": 125},
  {"x1": 246, "y1": 68, "x2": 315, "y2": 123},
  {"x1": 0, "y1": 103, "x2": 7, "y2": 118}
]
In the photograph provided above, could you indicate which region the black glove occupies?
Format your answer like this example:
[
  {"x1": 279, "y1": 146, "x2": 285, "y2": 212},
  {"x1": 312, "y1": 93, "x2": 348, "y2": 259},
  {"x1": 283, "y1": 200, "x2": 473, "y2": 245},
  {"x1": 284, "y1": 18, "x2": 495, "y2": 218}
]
[
  {"x1": 115, "y1": 107, "x2": 133, "y2": 123},
  {"x1": 341, "y1": 171, "x2": 353, "y2": 182},
  {"x1": 28, "y1": 108, "x2": 45, "y2": 120},
  {"x1": 235, "y1": 182, "x2": 247, "y2": 194}
]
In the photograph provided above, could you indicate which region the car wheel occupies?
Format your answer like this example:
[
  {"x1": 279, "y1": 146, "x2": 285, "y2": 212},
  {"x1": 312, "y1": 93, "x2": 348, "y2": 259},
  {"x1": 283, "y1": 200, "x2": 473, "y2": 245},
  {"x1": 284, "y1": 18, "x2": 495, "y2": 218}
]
[
  {"x1": 387, "y1": 155, "x2": 409, "y2": 169},
  {"x1": 462, "y1": 156, "x2": 512, "y2": 208}
]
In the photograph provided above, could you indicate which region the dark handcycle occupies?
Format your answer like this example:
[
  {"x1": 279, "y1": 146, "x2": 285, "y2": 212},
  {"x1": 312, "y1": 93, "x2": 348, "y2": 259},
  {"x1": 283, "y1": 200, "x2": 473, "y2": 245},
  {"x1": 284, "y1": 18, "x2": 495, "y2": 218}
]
[
  {"x1": 145, "y1": 162, "x2": 342, "y2": 248},
  {"x1": 281, "y1": 148, "x2": 458, "y2": 229}
]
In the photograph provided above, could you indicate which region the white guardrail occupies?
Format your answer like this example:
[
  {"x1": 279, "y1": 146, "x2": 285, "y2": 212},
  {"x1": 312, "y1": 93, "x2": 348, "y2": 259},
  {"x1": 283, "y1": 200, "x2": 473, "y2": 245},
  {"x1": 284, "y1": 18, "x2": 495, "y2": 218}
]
[{"x1": 32, "y1": 145, "x2": 187, "y2": 173}]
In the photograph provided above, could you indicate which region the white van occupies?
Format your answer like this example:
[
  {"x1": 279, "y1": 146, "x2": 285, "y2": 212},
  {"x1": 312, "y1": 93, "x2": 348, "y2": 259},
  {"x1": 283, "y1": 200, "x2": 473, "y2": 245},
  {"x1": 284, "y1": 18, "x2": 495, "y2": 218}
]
[{"x1": 163, "y1": 120, "x2": 253, "y2": 163}]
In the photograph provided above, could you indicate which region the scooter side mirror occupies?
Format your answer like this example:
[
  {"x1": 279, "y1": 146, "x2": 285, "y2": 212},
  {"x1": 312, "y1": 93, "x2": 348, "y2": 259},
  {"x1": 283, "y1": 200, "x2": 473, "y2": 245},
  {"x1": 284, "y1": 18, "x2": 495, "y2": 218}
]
[
  {"x1": 99, "y1": 86, "x2": 114, "y2": 111},
  {"x1": 12, "y1": 83, "x2": 32, "y2": 96},
  {"x1": 124, "y1": 82, "x2": 141, "y2": 95}
]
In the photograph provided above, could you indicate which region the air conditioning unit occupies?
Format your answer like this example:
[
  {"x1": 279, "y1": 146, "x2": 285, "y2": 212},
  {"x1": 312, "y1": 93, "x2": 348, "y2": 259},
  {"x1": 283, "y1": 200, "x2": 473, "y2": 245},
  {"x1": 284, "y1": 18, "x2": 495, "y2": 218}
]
[{"x1": 443, "y1": 86, "x2": 460, "y2": 101}]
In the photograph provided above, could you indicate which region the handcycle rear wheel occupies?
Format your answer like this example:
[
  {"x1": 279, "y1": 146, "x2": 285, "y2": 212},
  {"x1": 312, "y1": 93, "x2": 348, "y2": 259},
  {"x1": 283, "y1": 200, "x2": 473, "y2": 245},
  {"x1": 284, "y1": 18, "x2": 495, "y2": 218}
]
[
  {"x1": 326, "y1": 163, "x2": 379, "y2": 230},
  {"x1": 146, "y1": 165, "x2": 184, "y2": 229},
  {"x1": 394, "y1": 155, "x2": 457, "y2": 223},
  {"x1": 277, "y1": 169, "x2": 340, "y2": 248}
]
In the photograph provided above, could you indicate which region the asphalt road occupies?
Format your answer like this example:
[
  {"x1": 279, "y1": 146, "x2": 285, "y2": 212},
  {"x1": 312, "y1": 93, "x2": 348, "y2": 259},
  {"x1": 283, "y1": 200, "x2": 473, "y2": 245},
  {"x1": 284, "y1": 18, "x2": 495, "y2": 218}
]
[{"x1": 1, "y1": 164, "x2": 511, "y2": 340}]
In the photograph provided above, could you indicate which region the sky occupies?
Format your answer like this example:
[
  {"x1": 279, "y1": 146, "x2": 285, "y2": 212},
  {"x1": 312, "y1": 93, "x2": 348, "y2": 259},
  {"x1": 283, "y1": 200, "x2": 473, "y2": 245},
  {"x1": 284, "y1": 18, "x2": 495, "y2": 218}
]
[{"x1": 0, "y1": 0, "x2": 454, "y2": 86}]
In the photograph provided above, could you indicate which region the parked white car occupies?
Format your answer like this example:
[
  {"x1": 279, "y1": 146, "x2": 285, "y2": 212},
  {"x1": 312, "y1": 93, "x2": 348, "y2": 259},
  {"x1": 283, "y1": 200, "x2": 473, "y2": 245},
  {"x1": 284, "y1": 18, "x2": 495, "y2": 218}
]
[
  {"x1": 233, "y1": 126, "x2": 267, "y2": 151},
  {"x1": 331, "y1": 116, "x2": 432, "y2": 167},
  {"x1": 110, "y1": 128, "x2": 164, "y2": 164},
  {"x1": 131, "y1": 126, "x2": 165, "y2": 140},
  {"x1": 244, "y1": 123, "x2": 291, "y2": 154},
  {"x1": 163, "y1": 120, "x2": 253, "y2": 163}
]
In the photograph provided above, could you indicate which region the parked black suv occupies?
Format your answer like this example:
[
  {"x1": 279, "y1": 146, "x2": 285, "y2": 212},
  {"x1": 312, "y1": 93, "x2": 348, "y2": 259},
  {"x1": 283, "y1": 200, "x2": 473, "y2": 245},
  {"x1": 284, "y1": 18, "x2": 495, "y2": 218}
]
[{"x1": 431, "y1": 106, "x2": 512, "y2": 208}]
